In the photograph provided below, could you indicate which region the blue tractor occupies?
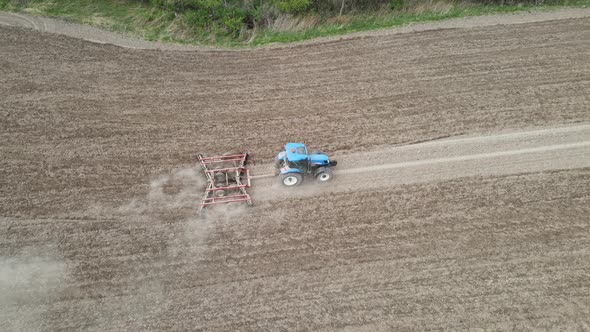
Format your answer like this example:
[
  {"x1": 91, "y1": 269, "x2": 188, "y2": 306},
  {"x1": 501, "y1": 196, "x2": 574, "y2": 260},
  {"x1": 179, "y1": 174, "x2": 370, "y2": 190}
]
[{"x1": 274, "y1": 143, "x2": 338, "y2": 187}]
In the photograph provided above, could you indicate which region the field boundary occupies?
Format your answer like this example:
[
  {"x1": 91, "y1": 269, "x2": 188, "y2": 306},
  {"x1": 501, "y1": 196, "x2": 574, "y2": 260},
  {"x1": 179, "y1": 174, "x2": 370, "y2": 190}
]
[{"x1": 1, "y1": 8, "x2": 590, "y2": 50}]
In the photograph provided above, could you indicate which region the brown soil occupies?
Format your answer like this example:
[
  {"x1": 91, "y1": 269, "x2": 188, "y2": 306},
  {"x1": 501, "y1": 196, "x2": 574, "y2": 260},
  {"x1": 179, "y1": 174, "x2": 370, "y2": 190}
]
[{"x1": 1, "y1": 15, "x2": 589, "y2": 331}]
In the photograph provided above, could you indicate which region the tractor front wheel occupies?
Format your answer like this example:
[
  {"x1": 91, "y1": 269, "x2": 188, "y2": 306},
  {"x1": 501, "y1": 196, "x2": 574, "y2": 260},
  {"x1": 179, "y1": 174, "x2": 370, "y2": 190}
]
[
  {"x1": 280, "y1": 173, "x2": 303, "y2": 187},
  {"x1": 315, "y1": 168, "x2": 333, "y2": 183}
]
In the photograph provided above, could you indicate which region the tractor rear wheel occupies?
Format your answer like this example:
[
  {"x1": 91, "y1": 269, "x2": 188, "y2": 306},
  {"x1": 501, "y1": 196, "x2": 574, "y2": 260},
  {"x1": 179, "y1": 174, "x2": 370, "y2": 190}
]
[
  {"x1": 280, "y1": 173, "x2": 303, "y2": 187},
  {"x1": 315, "y1": 168, "x2": 333, "y2": 183}
]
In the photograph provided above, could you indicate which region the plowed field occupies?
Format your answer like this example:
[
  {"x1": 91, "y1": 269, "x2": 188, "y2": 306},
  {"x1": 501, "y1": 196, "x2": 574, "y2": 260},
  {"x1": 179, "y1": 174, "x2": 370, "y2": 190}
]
[{"x1": 1, "y1": 12, "x2": 590, "y2": 331}]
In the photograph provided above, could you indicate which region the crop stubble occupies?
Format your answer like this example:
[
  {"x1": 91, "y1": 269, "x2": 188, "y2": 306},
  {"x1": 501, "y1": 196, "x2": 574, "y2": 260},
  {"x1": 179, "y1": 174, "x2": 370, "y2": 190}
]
[{"x1": 1, "y1": 16, "x2": 589, "y2": 330}]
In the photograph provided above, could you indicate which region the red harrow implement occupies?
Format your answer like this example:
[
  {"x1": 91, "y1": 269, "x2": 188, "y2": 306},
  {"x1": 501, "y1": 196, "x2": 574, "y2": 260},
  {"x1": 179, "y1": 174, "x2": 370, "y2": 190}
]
[{"x1": 197, "y1": 153, "x2": 253, "y2": 214}]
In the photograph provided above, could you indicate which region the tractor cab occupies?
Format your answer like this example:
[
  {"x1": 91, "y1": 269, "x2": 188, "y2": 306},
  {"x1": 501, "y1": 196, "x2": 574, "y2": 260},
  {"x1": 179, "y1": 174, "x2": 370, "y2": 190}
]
[
  {"x1": 285, "y1": 143, "x2": 310, "y2": 173},
  {"x1": 275, "y1": 142, "x2": 337, "y2": 187}
]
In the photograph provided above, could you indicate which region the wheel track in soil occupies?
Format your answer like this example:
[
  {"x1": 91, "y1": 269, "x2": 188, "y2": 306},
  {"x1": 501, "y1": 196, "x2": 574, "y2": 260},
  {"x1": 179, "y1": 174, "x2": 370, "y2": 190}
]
[
  {"x1": 248, "y1": 124, "x2": 590, "y2": 202},
  {"x1": 0, "y1": 12, "x2": 52, "y2": 31}
]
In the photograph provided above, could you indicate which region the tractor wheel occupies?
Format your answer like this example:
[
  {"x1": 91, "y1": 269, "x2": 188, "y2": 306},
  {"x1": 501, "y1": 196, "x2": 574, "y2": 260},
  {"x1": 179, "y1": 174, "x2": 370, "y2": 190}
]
[
  {"x1": 280, "y1": 173, "x2": 303, "y2": 187},
  {"x1": 315, "y1": 168, "x2": 333, "y2": 183}
]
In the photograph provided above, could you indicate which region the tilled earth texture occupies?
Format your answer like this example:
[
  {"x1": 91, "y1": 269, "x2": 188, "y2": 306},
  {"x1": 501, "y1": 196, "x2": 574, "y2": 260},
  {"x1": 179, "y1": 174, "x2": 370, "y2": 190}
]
[{"x1": 1, "y1": 10, "x2": 590, "y2": 331}]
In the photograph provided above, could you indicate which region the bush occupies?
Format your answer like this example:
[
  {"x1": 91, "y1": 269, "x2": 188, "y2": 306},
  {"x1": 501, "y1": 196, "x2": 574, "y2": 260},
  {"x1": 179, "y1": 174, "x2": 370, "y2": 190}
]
[
  {"x1": 276, "y1": 0, "x2": 312, "y2": 14},
  {"x1": 390, "y1": 0, "x2": 404, "y2": 9},
  {"x1": 219, "y1": 6, "x2": 246, "y2": 35},
  {"x1": 184, "y1": 9, "x2": 209, "y2": 27}
]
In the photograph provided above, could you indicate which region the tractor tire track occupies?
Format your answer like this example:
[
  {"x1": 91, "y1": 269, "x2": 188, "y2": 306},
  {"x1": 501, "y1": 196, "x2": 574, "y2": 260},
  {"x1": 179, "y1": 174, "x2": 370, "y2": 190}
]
[
  {"x1": 341, "y1": 141, "x2": 590, "y2": 175},
  {"x1": 249, "y1": 124, "x2": 590, "y2": 202}
]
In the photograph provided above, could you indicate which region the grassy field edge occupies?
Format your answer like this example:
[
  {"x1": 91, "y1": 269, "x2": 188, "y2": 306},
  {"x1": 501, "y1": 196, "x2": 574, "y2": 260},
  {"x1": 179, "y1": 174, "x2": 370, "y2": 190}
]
[{"x1": 0, "y1": 0, "x2": 588, "y2": 47}]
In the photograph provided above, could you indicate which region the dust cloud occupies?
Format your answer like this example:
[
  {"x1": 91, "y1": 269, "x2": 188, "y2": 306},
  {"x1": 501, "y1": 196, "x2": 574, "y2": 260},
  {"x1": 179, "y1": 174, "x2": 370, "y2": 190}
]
[
  {"x1": 83, "y1": 167, "x2": 253, "y2": 329},
  {"x1": 0, "y1": 246, "x2": 69, "y2": 331}
]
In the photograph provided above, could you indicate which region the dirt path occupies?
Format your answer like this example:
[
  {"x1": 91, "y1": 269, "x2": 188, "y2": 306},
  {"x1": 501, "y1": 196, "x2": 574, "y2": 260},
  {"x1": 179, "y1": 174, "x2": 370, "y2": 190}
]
[
  {"x1": 250, "y1": 124, "x2": 590, "y2": 201},
  {"x1": 1, "y1": 8, "x2": 590, "y2": 49}
]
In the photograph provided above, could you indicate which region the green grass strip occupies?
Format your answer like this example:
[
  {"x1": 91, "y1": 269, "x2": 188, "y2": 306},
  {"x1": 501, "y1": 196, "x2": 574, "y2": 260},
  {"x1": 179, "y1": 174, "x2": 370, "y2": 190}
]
[{"x1": 0, "y1": 0, "x2": 588, "y2": 47}]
